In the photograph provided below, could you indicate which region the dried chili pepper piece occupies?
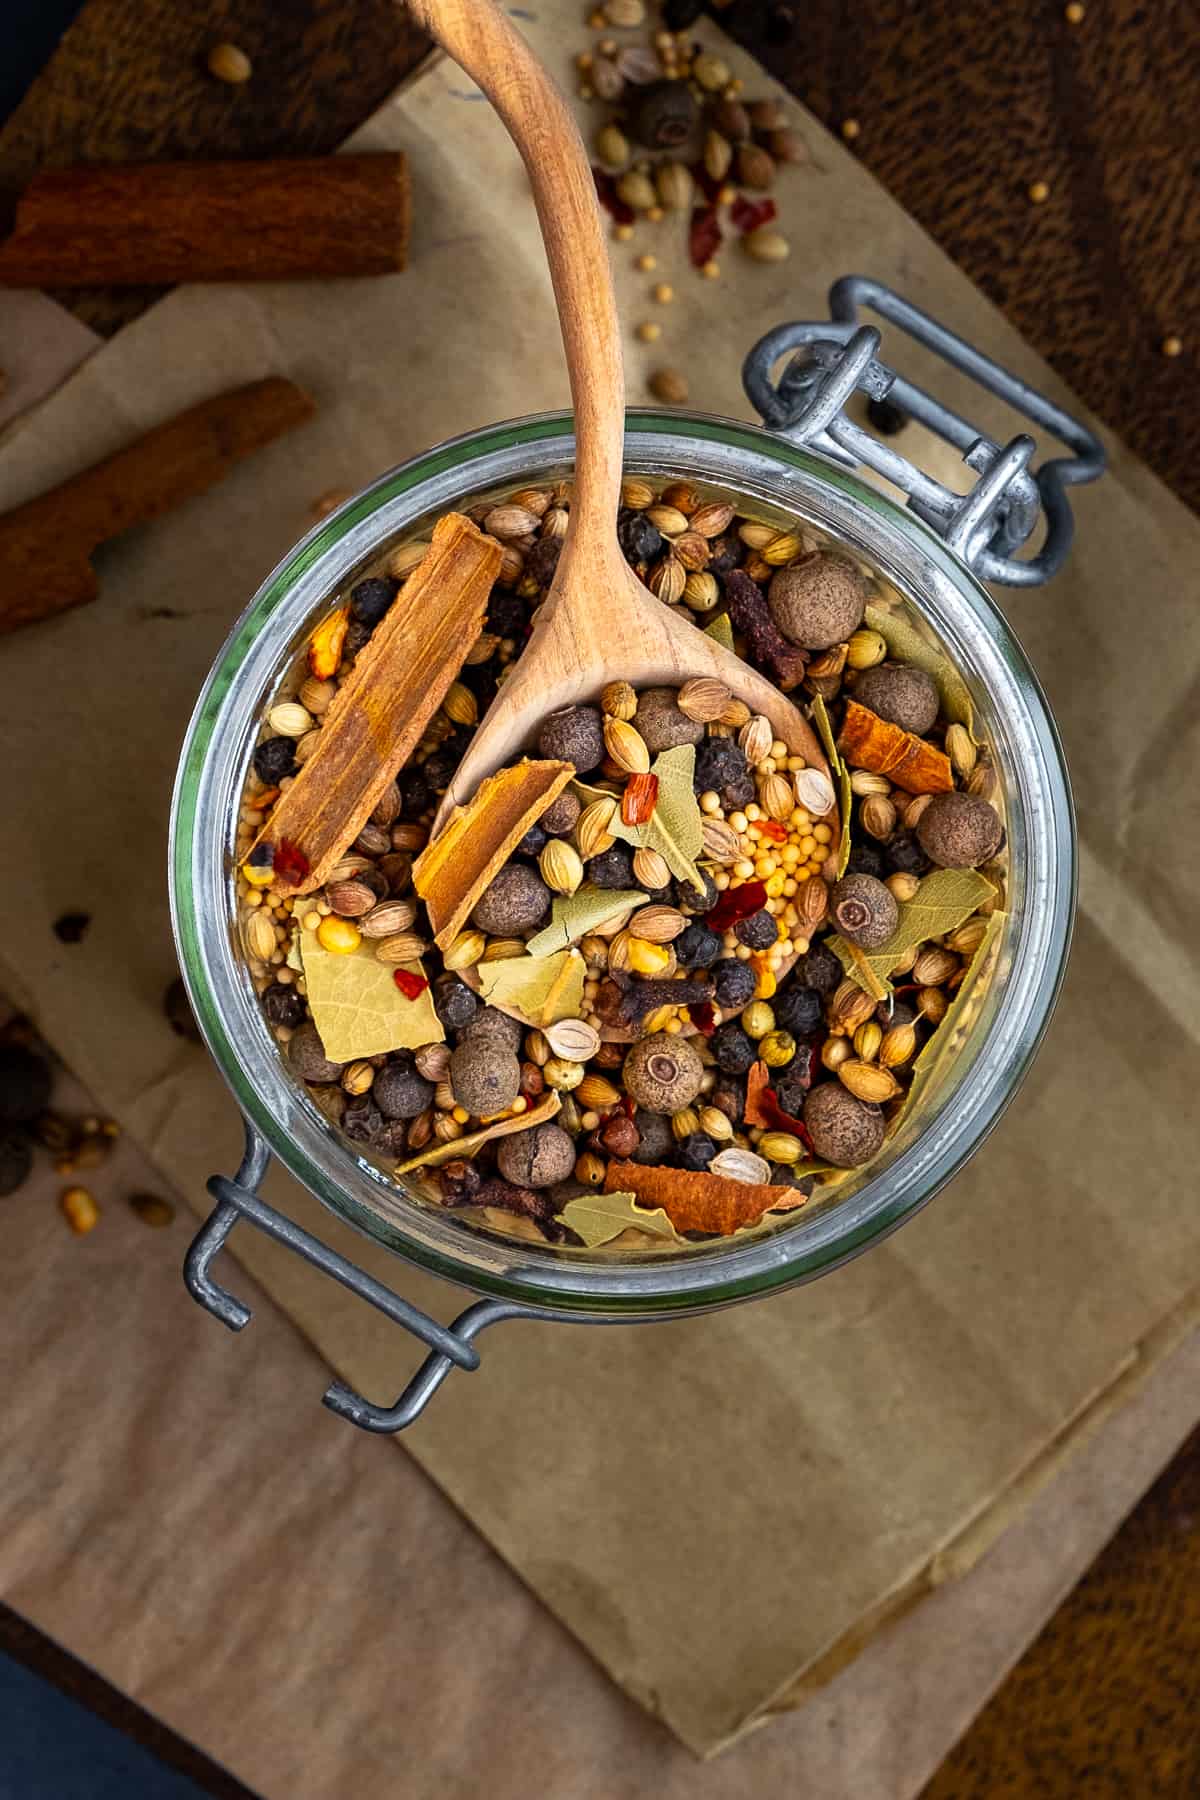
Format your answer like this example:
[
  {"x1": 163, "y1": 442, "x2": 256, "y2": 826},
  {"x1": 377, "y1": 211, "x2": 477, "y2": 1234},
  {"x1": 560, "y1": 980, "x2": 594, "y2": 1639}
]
[
  {"x1": 307, "y1": 604, "x2": 349, "y2": 680},
  {"x1": 731, "y1": 194, "x2": 778, "y2": 234},
  {"x1": 688, "y1": 1000, "x2": 717, "y2": 1036},
  {"x1": 272, "y1": 838, "x2": 310, "y2": 885},
  {"x1": 391, "y1": 969, "x2": 429, "y2": 1000},
  {"x1": 758, "y1": 819, "x2": 787, "y2": 844},
  {"x1": 621, "y1": 771, "x2": 659, "y2": 827},
  {"x1": 688, "y1": 162, "x2": 724, "y2": 204},
  {"x1": 688, "y1": 203, "x2": 723, "y2": 267},
  {"x1": 707, "y1": 878, "x2": 767, "y2": 932}
]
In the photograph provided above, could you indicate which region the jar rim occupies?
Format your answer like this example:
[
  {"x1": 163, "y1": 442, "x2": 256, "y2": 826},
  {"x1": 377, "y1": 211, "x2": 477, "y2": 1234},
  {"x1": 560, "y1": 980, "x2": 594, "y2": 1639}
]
[{"x1": 169, "y1": 408, "x2": 1075, "y2": 1318}]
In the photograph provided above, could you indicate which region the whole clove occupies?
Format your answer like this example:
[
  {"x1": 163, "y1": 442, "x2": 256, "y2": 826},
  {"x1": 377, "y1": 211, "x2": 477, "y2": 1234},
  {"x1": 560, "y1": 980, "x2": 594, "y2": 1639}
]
[
  {"x1": 595, "y1": 970, "x2": 716, "y2": 1027},
  {"x1": 724, "y1": 569, "x2": 809, "y2": 689}
]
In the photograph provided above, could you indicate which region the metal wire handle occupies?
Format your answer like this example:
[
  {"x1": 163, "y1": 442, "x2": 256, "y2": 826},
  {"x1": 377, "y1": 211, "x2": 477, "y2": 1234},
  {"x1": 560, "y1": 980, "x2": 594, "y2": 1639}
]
[
  {"x1": 185, "y1": 1116, "x2": 545, "y2": 1433},
  {"x1": 742, "y1": 275, "x2": 1106, "y2": 586}
]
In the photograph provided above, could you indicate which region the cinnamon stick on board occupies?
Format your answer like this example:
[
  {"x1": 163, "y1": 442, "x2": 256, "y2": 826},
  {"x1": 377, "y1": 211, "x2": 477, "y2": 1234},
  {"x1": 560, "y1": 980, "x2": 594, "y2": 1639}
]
[
  {"x1": 251, "y1": 513, "x2": 502, "y2": 895},
  {"x1": 0, "y1": 155, "x2": 409, "y2": 286},
  {"x1": 0, "y1": 377, "x2": 315, "y2": 635}
]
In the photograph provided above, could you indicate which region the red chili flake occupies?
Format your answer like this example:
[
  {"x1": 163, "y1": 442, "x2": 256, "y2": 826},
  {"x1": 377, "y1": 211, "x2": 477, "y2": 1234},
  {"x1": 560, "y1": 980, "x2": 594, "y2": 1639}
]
[
  {"x1": 272, "y1": 838, "x2": 310, "y2": 886},
  {"x1": 620, "y1": 1093, "x2": 637, "y2": 1120},
  {"x1": 392, "y1": 969, "x2": 429, "y2": 1001},
  {"x1": 622, "y1": 772, "x2": 659, "y2": 827},
  {"x1": 688, "y1": 1001, "x2": 717, "y2": 1036},
  {"x1": 707, "y1": 879, "x2": 767, "y2": 932},
  {"x1": 688, "y1": 203, "x2": 723, "y2": 268},
  {"x1": 592, "y1": 166, "x2": 635, "y2": 225},
  {"x1": 758, "y1": 819, "x2": 788, "y2": 844},
  {"x1": 731, "y1": 194, "x2": 778, "y2": 235},
  {"x1": 688, "y1": 162, "x2": 724, "y2": 205}
]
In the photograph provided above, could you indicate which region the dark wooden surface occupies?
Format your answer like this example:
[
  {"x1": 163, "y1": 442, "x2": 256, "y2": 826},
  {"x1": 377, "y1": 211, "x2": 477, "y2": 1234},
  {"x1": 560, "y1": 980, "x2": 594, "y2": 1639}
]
[
  {"x1": 0, "y1": 4, "x2": 1198, "y2": 1795},
  {"x1": 0, "y1": 0, "x2": 1196, "y2": 510}
]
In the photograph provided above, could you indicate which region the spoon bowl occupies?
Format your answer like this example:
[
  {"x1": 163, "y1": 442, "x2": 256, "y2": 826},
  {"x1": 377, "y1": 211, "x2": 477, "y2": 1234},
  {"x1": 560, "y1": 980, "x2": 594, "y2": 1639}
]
[{"x1": 411, "y1": 0, "x2": 833, "y2": 832}]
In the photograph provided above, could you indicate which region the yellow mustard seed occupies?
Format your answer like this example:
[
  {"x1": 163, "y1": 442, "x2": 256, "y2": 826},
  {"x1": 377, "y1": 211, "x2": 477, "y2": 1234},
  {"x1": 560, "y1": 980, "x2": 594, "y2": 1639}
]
[
  {"x1": 635, "y1": 253, "x2": 657, "y2": 271},
  {"x1": 1162, "y1": 334, "x2": 1184, "y2": 357},
  {"x1": 636, "y1": 321, "x2": 662, "y2": 343},
  {"x1": 841, "y1": 118, "x2": 861, "y2": 141},
  {"x1": 1028, "y1": 179, "x2": 1050, "y2": 204},
  {"x1": 654, "y1": 282, "x2": 674, "y2": 303}
]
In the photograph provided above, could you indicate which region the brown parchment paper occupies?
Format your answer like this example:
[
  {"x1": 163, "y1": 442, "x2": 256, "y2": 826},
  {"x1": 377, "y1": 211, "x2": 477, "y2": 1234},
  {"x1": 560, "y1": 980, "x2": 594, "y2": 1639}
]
[{"x1": 2, "y1": 6, "x2": 1200, "y2": 1758}]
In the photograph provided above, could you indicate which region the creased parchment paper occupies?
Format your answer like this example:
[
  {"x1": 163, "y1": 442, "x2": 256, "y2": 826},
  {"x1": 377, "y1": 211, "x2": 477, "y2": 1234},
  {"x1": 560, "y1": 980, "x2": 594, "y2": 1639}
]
[{"x1": 2, "y1": 4, "x2": 1199, "y2": 1759}]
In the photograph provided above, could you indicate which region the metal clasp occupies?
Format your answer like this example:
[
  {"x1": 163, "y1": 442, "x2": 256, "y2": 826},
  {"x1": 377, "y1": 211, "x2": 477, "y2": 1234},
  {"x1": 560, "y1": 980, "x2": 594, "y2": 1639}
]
[
  {"x1": 185, "y1": 1117, "x2": 541, "y2": 1433},
  {"x1": 743, "y1": 275, "x2": 1105, "y2": 587}
]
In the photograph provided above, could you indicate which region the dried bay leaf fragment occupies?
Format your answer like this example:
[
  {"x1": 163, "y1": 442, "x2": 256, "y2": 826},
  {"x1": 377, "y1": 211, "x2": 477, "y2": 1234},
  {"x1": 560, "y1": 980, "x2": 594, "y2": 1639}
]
[
  {"x1": 828, "y1": 868, "x2": 996, "y2": 997},
  {"x1": 525, "y1": 887, "x2": 647, "y2": 957},
  {"x1": 703, "y1": 612, "x2": 734, "y2": 651},
  {"x1": 300, "y1": 936, "x2": 443, "y2": 1063},
  {"x1": 414, "y1": 758, "x2": 574, "y2": 950},
  {"x1": 394, "y1": 1091, "x2": 561, "y2": 1176},
  {"x1": 602, "y1": 1160, "x2": 804, "y2": 1235},
  {"x1": 556, "y1": 1189, "x2": 686, "y2": 1249},
  {"x1": 574, "y1": 743, "x2": 706, "y2": 893},
  {"x1": 906, "y1": 908, "x2": 1006, "y2": 1113},
  {"x1": 810, "y1": 693, "x2": 853, "y2": 877},
  {"x1": 251, "y1": 511, "x2": 500, "y2": 894},
  {"x1": 475, "y1": 948, "x2": 586, "y2": 1026}
]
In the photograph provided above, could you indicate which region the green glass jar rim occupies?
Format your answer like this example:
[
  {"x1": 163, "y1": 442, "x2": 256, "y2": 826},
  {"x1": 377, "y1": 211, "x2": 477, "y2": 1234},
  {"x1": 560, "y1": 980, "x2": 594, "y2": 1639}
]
[{"x1": 170, "y1": 409, "x2": 1074, "y2": 1318}]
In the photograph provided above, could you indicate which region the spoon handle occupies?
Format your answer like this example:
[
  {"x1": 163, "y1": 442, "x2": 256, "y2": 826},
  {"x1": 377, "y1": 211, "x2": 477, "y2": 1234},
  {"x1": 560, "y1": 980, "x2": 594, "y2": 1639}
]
[{"x1": 410, "y1": 0, "x2": 624, "y2": 551}]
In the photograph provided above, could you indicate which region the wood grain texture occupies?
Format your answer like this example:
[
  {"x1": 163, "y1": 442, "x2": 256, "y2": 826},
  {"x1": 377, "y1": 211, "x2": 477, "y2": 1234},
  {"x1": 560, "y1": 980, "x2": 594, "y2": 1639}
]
[
  {"x1": 0, "y1": 154, "x2": 409, "y2": 285},
  {"x1": 921, "y1": 1426, "x2": 1200, "y2": 1799}
]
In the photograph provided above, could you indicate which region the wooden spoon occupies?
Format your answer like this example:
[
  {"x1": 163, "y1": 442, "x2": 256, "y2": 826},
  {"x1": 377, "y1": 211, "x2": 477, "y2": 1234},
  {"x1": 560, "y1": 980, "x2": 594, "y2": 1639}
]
[{"x1": 410, "y1": 0, "x2": 831, "y2": 830}]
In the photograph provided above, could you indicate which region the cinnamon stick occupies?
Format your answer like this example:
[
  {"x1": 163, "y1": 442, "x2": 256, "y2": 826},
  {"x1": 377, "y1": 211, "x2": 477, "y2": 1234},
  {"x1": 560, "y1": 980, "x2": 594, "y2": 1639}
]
[
  {"x1": 0, "y1": 155, "x2": 409, "y2": 287},
  {"x1": 251, "y1": 513, "x2": 501, "y2": 895},
  {"x1": 0, "y1": 377, "x2": 315, "y2": 635}
]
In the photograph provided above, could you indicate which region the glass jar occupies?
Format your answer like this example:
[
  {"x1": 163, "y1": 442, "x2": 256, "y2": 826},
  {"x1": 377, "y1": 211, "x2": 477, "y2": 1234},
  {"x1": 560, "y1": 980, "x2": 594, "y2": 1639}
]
[{"x1": 171, "y1": 408, "x2": 1073, "y2": 1336}]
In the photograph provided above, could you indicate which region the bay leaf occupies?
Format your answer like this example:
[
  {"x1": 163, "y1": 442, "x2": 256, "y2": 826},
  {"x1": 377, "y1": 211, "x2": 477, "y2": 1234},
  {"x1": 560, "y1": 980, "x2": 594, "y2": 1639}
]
[
  {"x1": 905, "y1": 908, "x2": 1006, "y2": 1115},
  {"x1": 525, "y1": 887, "x2": 647, "y2": 957},
  {"x1": 395, "y1": 1091, "x2": 560, "y2": 1176},
  {"x1": 476, "y1": 947, "x2": 586, "y2": 1025},
  {"x1": 285, "y1": 933, "x2": 304, "y2": 972},
  {"x1": 556, "y1": 1188, "x2": 685, "y2": 1248},
  {"x1": 809, "y1": 694, "x2": 852, "y2": 877},
  {"x1": 828, "y1": 868, "x2": 997, "y2": 996},
  {"x1": 703, "y1": 612, "x2": 734, "y2": 651},
  {"x1": 865, "y1": 603, "x2": 977, "y2": 736},
  {"x1": 300, "y1": 937, "x2": 443, "y2": 1063}
]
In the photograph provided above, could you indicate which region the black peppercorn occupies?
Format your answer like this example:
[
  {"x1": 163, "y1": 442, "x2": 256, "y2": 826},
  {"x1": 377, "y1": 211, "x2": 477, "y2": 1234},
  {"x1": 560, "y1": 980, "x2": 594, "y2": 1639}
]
[
  {"x1": 349, "y1": 575, "x2": 398, "y2": 627},
  {"x1": 524, "y1": 537, "x2": 561, "y2": 588},
  {"x1": 708, "y1": 1078, "x2": 746, "y2": 1121},
  {"x1": 516, "y1": 822, "x2": 549, "y2": 858},
  {"x1": 712, "y1": 1020, "x2": 757, "y2": 1074},
  {"x1": 398, "y1": 767, "x2": 431, "y2": 816},
  {"x1": 252, "y1": 735, "x2": 296, "y2": 785},
  {"x1": 678, "y1": 868, "x2": 718, "y2": 914},
  {"x1": 707, "y1": 535, "x2": 741, "y2": 575},
  {"x1": 884, "y1": 829, "x2": 931, "y2": 876},
  {"x1": 676, "y1": 922, "x2": 722, "y2": 968},
  {"x1": 617, "y1": 510, "x2": 665, "y2": 566},
  {"x1": 433, "y1": 974, "x2": 479, "y2": 1033},
  {"x1": 629, "y1": 79, "x2": 700, "y2": 150},
  {"x1": 632, "y1": 1109, "x2": 676, "y2": 1166},
  {"x1": 587, "y1": 845, "x2": 637, "y2": 888},
  {"x1": 845, "y1": 843, "x2": 887, "y2": 880},
  {"x1": 342, "y1": 1097, "x2": 385, "y2": 1144},
  {"x1": 712, "y1": 958, "x2": 756, "y2": 1009},
  {"x1": 734, "y1": 908, "x2": 778, "y2": 950},
  {"x1": 773, "y1": 1046, "x2": 818, "y2": 1115},
  {"x1": 676, "y1": 1132, "x2": 717, "y2": 1172},
  {"x1": 487, "y1": 592, "x2": 527, "y2": 637},
  {"x1": 773, "y1": 984, "x2": 823, "y2": 1038},
  {"x1": 262, "y1": 983, "x2": 307, "y2": 1030},
  {"x1": 797, "y1": 941, "x2": 842, "y2": 995}
]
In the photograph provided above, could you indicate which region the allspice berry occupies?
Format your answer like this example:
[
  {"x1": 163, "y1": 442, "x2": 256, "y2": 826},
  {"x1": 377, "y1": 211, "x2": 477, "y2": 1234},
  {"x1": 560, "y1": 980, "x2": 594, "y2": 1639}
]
[
  {"x1": 539, "y1": 789, "x2": 582, "y2": 838},
  {"x1": 634, "y1": 686, "x2": 704, "y2": 753},
  {"x1": 853, "y1": 663, "x2": 940, "y2": 736},
  {"x1": 287, "y1": 1022, "x2": 343, "y2": 1083},
  {"x1": 497, "y1": 1122, "x2": 577, "y2": 1188},
  {"x1": 449, "y1": 1040, "x2": 521, "y2": 1117},
  {"x1": 537, "y1": 704, "x2": 606, "y2": 772},
  {"x1": 374, "y1": 1061, "x2": 435, "y2": 1120},
  {"x1": 804, "y1": 1082, "x2": 885, "y2": 1168},
  {"x1": 622, "y1": 1033, "x2": 705, "y2": 1115},
  {"x1": 830, "y1": 873, "x2": 899, "y2": 948},
  {"x1": 916, "y1": 790, "x2": 1003, "y2": 869},
  {"x1": 472, "y1": 864, "x2": 551, "y2": 935},
  {"x1": 768, "y1": 553, "x2": 867, "y2": 649},
  {"x1": 459, "y1": 1006, "x2": 525, "y2": 1053}
]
